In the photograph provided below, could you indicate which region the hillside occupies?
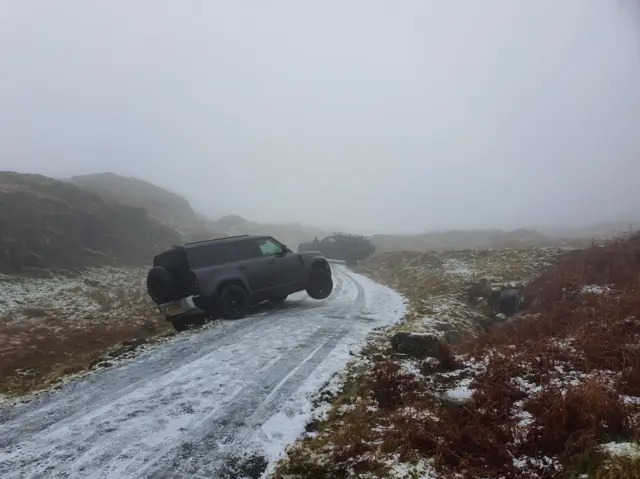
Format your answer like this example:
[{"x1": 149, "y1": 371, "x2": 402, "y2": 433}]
[
  {"x1": 0, "y1": 171, "x2": 181, "y2": 274},
  {"x1": 67, "y1": 173, "x2": 224, "y2": 242}
]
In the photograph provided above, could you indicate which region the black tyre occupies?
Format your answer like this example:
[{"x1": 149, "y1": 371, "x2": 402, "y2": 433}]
[
  {"x1": 306, "y1": 269, "x2": 333, "y2": 300},
  {"x1": 171, "y1": 313, "x2": 206, "y2": 332},
  {"x1": 218, "y1": 284, "x2": 249, "y2": 320},
  {"x1": 146, "y1": 266, "x2": 176, "y2": 304},
  {"x1": 172, "y1": 316, "x2": 190, "y2": 332}
]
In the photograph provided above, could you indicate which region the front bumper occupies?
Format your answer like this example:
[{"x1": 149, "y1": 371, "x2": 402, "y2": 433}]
[{"x1": 158, "y1": 295, "x2": 202, "y2": 319}]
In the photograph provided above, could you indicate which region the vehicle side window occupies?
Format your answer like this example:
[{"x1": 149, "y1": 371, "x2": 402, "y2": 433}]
[
  {"x1": 188, "y1": 243, "x2": 234, "y2": 268},
  {"x1": 233, "y1": 240, "x2": 263, "y2": 260},
  {"x1": 258, "y1": 238, "x2": 283, "y2": 256}
]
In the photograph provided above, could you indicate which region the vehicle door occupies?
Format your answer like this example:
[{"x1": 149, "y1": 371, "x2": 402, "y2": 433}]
[
  {"x1": 232, "y1": 240, "x2": 270, "y2": 292},
  {"x1": 256, "y1": 237, "x2": 305, "y2": 289}
]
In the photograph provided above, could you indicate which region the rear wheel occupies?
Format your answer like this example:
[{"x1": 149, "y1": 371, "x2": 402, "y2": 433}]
[
  {"x1": 171, "y1": 313, "x2": 206, "y2": 332},
  {"x1": 306, "y1": 269, "x2": 333, "y2": 300},
  {"x1": 218, "y1": 284, "x2": 249, "y2": 320}
]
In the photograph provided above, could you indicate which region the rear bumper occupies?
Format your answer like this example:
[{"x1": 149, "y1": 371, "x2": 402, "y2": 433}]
[{"x1": 158, "y1": 295, "x2": 202, "y2": 319}]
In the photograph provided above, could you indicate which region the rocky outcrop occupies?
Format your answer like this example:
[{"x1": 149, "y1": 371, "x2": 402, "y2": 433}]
[
  {"x1": 67, "y1": 173, "x2": 225, "y2": 243},
  {"x1": 390, "y1": 331, "x2": 447, "y2": 359},
  {"x1": 0, "y1": 172, "x2": 181, "y2": 274}
]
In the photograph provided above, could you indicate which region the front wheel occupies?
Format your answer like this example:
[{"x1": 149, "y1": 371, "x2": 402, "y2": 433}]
[
  {"x1": 218, "y1": 284, "x2": 249, "y2": 320},
  {"x1": 306, "y1": 269, "x2": 333, "y2": 300}
]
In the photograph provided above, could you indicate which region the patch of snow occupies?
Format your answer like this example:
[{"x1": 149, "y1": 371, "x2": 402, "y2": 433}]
[
  {"x1": 386, "y1": 454, "x2": 438, "y2": 478},
  {"x1": 602, "y1": 441, "x2": 640, "y2": 458},
  {"x1": 581, "y1": 285, "x2": 610, "y2": 295},
  {"x1": 0, "y1": 266, "x2": 150, "y2": 324},
  {"x1": 399, "y1": 360, "x2": 423, "y2": 377},
  {"x1": 623, "y1": 395, "x2": 640, "y2": 405},
  {"x1": 444, "y1": 259, "x2": 473, "y2": 277},
  {"x1": 443, "y1": 377, "x2": 473, "y2": 401}
]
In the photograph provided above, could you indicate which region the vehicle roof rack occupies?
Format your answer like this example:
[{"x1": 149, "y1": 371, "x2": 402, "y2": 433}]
[
  {"x1": 332, "y1": 232, "x2": 364, "y2": 237},
  {"x1": 182, "y1": 234, "x2": 250, "y2": 246}
]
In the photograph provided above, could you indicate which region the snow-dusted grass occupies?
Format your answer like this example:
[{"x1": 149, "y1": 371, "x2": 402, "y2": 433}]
[
  {"x1": 0, "y1": 266, "x2": 172, "y2": 396},
  {"x1": 272, "y1": 240, "x2": 640, "y2": 478}
]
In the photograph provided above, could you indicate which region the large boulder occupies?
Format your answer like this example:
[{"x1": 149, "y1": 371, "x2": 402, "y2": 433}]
[
  {"x1": 390, "y1": 331, "x2": 446, "y2": 359},
  {"x1": 487, "y1": 287, "x2": 524, "y2": 317}
]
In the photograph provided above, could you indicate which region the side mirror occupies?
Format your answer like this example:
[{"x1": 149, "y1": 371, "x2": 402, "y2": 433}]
[{"x1": 275, "y1": 250, "x2": 288, "y2": 257}]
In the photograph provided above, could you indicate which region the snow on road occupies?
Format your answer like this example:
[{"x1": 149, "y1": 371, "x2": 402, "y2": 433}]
[{"x1": 0, "y1": 265, "x2": 405, "y2": 479}]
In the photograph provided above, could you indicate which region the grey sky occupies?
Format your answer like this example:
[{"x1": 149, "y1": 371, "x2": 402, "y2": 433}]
[{"x1": 1, "y1": 1, "x2": 639, "y2": 234}]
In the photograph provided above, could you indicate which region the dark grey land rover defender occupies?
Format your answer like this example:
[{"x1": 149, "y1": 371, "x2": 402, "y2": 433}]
[{"x1": 146, "y1": 235, "x2": 334, "y2": 332}]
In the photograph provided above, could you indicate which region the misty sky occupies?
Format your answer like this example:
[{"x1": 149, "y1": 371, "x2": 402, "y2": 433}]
[{"x1": 1, "y1": 1, "x2": 639, "y2": 234}]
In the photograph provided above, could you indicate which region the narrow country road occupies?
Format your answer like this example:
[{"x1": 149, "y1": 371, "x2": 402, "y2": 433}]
[{"x1": 0, "y1": 265, "x2": 405, "y2": 479}]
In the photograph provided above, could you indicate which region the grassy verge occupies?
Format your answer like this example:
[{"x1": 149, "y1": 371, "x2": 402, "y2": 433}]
[
  {"x1": 0, "y1": 267, "x2": 174, "y2": 398},
  {"x1": 272, "y1": 239, "x2": 640, "y2": 478}
]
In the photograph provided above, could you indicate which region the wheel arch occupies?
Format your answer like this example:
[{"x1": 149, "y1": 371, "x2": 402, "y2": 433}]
[
  {"x1": 310, "y1": 258, "x2": 331, "y2": 273},
  {"x1": 215, "y1": 277, "x2": 250, "y2": 296}
]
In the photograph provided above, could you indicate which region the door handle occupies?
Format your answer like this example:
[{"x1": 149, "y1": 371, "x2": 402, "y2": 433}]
[
  {"x1": 238, "y1": 265, "x2": 247, "y2": 270},
  {"x1": 268, "y1": 259, "x2": 276, "y2": 264}
]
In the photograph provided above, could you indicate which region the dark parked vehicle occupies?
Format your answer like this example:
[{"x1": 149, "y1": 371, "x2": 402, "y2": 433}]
[
  {"x1": 146, "y1": 235, "x2": 334, "y2": 332},
  {"x1": 298, "y1": 233, "x2": 375, "y2": 265}
]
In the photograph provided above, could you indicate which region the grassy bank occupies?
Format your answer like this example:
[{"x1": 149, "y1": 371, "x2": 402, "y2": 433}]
[
  {"x1": 0, "y1": 267, "x2": 175, "y2": 398},
  {"x1": 273, "y1": 239, "x2": 640, "y2": 478}
]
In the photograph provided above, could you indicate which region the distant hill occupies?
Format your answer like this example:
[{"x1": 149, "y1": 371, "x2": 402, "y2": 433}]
[
  {"x1": 369, "y1": 228, "x2": 586, "y2": 254},
  {"x1": 0, "y1": 171, "x2": 181, "y2": 274},
  {"x1": 205, "y1": 215, "x2": 331, "y2": 250},
  {"x1": 67, "y1": 173, "x2": 224, "y2": 242},
  {"x1": 535, "y1": 222, "x2": 640, "y2": 241}
]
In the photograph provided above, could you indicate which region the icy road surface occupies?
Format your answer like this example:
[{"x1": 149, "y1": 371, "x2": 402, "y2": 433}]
[{"x1": 0, "y1": 265, "x2": 405, "y2": 479}]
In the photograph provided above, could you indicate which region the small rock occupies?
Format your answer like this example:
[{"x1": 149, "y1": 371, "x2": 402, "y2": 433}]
[
  {"x1": 107, "y1": 347, "x2": 127, "y2": 358},
  {"x1": 440, "y1": 394, "x2": 477, "y2": 413},
  {"x1": 131, "y1": 338, "x2": 147, "y2": 348},
  {"x1": 434, "y1": 322, "x2": 457, "y2": 332},
  {"x1": 488, "y1": 288, "x2": 524, "y2": 317},
  {"x1": 622, "y1": 344, "x2": 640, "y2": 357},
  {"x1": 22, "y1": 308, "x2": 46, "y2": 318},
  {"x1": 97, "y1": 361, "x2": 113, "y2": 368},
  {"x1": 443, "y1": 330, "x2": 464, "y2": 345},
  {"x1": 88, "y1": 358, "x2": 102, "y2": 369}
]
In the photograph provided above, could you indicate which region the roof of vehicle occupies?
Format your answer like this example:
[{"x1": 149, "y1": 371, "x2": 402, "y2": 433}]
[{"x1": 178, "y1": 234, "x2": 270, "y2": 249}]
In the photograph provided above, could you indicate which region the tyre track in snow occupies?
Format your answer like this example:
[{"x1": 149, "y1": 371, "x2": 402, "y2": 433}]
[
  {"x1": 0, "y1": 265, "x2": 404, "y2": 479},
  {"x1": 0, "y1": 269, "x2": 346, "y2": 448},
  {"x1": 132, "y1": 274, "x2": 366, "y2": 478}
]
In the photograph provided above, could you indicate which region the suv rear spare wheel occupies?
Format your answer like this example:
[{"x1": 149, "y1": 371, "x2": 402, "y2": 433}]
[
  {"x1": 306, "y1": 269, "x2": 333, "y2": 300},
  {"x1": 218, "y1": 284, "x2": 249, "y2": 320},
  {"x1": 147, "y1": 266, "x2": 177, "y2": 304}
]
